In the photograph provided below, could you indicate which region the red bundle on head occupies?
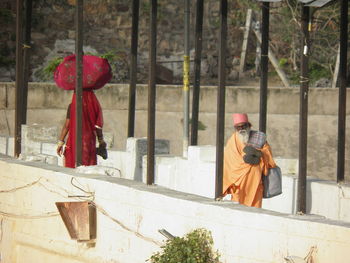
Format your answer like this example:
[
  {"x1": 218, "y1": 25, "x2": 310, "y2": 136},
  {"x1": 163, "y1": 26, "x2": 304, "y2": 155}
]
[{"x1": 54, "y1": 54, "x2": 112, "y2": 90}]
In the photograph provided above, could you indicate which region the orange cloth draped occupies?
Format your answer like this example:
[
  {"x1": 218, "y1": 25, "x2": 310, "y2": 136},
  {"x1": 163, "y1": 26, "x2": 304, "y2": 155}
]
[
  {"x1": 64, "y1": 90, "x2": 103, "y2": 168},
  {"x1": 222, "y1": 132, "x2": 276, "y2": 208}
]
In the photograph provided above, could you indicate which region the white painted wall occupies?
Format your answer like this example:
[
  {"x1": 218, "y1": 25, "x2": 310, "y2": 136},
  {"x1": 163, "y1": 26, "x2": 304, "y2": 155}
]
[
  {"x1": 0, "y1": 157, "x2": 350, "y2": 263},
  {"x1": 1, "y1": 125, "x2": 350, "y2": 224},
  {"x1": 143, "y1": 145, "x2": 350, "y2": 222}
]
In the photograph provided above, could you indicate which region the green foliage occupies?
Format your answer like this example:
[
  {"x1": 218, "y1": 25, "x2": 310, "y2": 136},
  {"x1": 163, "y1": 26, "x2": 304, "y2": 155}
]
[
  {"x1": 0, "y1": 45, "x2": 15, "y2": 67},
  {"x1": 229, "y1": 0, "x2": 259, "y2": 28},
  {"x1": 288, "y1": 71, "x2": 300, "y2": 85},
  {"x1": 309, "y1": 62, "x2": 331, "y2": 83},
  {"x1": 279, "y1": 58, "x2": 288, "y2": 67},
  {"x1": 189, "y1": 119, "x2": 207, "y2": 131},
  {"x1": 140, "y1": 0, "x2": 164, "y2": 20},
  {"x1": 36, "y1": 57, "x2": 64, "y2": 81},
  {"x1": 269, "y1": 0, "x2": 342, "y2": 84},
  {"x1": 44, "y1": 57, "x2": 64, "y2": 75},
  {"x1": 31, "y1": 12, "x2": 46, "y2": 30},
  {"x1": 284, "y1": 62, "x2": 331, "y2": 86},
  {"x1": 97, "y1": 49, "x2": 129, "y2": 81},
  {"x1": 149, "y1": 228, "x2": 221, "y2": 263},
  {"x1": 140, "y1": 1, "x2": 151, "y2": 14},
  {"x1": 0, "y1": 8, "x2": 13, "y2": 24},
  {"x1": 0, "y1": 55, "x2": 15, "y2": 68},
  {"x1": 36, "y1": 50, "x2": 123, "y2": 82},
  {"x1": 98, "y1": 50, "x2": 120, "y2": 63}
]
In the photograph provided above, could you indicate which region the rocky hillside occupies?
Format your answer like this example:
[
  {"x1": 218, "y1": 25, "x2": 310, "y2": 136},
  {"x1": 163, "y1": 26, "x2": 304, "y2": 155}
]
[{"x1": 0, "y1": 0, "x2": 348, "y2": 86}]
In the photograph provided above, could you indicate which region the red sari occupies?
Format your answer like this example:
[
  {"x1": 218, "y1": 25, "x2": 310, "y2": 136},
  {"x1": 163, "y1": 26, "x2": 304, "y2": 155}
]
[{"x1": 64, "y1": 90, "x2": 103, "y2": 168}]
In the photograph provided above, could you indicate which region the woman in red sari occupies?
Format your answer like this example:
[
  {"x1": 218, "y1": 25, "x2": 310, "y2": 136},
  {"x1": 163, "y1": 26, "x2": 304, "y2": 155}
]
[
  {"x1": 54, "y1": 54, "x2": 111, "y2": 168},
  {"x1": 56, "y1": 90, "x2": 106, "y2": 168}
]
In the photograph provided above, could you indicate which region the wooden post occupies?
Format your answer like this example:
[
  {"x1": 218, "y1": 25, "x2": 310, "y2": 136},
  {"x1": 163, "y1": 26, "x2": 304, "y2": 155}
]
[
  {"x1": 331, "y1": 45, "x2": 340, "y2": 89},
  {"x1": 239, "y1": 9, "x2": 252, "y2": 76}
]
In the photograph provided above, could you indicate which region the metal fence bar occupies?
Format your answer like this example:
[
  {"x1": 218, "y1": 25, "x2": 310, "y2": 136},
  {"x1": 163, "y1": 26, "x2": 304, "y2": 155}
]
[
  {"x1": 336, "y1": 0, "x2": 348, "y2": 183},
  {"x1": 190, "y1": 0, "x2": 204, "y2": 146},
  {"x1": 259, "y1": 2, "x2": 269, "y2": 133},
  {"x1": 297, "y1": 5, "x2": 310, "y2": 214},
  {"x1": 75, "y1": 0, "x2": 83, "y2": 166},
  {"x1": 14, "y1": 0, "x2": 24, "y2": 157},
  {"x1": 22, "y1": 0, "x2": 32, "y2": 124},
  {"x1": 182, "y1": 0, "x2": 190, "y2": 157},
  {"x1": 127, "y1": 0, "x2": 140, "y2": 138},
  {"x1": 147, "y1": 0, "x2": 157, "y2": 185},
  {"x1": 215, "y1": 0, "x2": 227, "y2": 199}
]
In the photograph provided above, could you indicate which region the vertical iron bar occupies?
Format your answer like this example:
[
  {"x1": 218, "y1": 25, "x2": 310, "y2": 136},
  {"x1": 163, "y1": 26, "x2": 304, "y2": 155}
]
[
  {"x1": 147, "y1": 0, "x2": 157, "y2": 185},
  {"x1": 215, "y1": 0, "x2": 227, "y2": 199},
  {"x1": 75, "y1": 0, "x2": 83, "y2": 167},
  {"x1": 183, "y1": 0, "x2": 190, "y2": 157},
  {"x1": 337, "y1": 0, "x2": 348, "y2": 183},
  {"x1": 22, "y1": 0, "x2": 32, "y2": 124},
  {"x1": 14, "y1": 0, "x2": 24, "y2": 157},
  {"x1": 297, "y1": 5, "x2": 310, "y2": 214},
  {"x1": 127, "y1": 0, "x2": 140, "y2": 138},
  {"x1": 190, "y1": 0, "x2": 204, "y2": 146},
  {"x1": 259, "y1": 2, "x2": 269, "y2": 133}
]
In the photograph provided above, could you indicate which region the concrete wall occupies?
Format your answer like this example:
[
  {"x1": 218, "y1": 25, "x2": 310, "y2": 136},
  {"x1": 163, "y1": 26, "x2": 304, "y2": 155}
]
[
  {"x1": 2, "y1": 125, "x2": 350, "y2": 224},
  {"x1": 1, "y1": 82, "x2": 350, "y2": 182},
  {"x1": 1, "y1": 156, "x2": 350, "y2": 263},
  {"x1": 145, "y1": 145, "x2": 350, "y2": 223}
]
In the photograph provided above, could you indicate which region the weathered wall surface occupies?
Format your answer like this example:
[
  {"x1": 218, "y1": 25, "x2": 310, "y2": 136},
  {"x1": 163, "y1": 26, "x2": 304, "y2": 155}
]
[
  {"x1": 1, "y1": 156, "x2": 350, "y2": 263},
  {"x1": 1, "y1": 82, "x2": 350, "y2": 181}
]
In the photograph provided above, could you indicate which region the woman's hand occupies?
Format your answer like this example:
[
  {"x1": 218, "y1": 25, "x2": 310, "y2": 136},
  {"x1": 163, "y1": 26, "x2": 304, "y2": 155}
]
[
  {"x1": 99, "y1": 139, "x2": 107, "y2": 149},
  {"x1": 57, "y1": 140, "x2": 65, "y2": 156},
  {"x1": 97, "y1": 139, "x2": 108, "y2": 160}
]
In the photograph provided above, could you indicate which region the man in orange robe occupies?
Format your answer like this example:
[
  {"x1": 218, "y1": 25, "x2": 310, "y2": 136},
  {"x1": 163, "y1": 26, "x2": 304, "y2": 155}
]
[{"x1": 222, "y1": 113, "x2": 276, "y2": 208}]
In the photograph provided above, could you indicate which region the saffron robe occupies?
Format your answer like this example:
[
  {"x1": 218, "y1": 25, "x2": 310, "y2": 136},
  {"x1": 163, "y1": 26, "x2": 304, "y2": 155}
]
[
  {"x1": 64, "y1": 90, "x2": 103, "y2": 168},
  {"x1": 222, "y1": 132, "x2": 276, "y2": 208}
]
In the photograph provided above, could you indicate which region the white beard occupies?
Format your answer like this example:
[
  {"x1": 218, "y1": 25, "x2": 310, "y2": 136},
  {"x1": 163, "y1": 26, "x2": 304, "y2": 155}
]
[{"x1": 237, "y1": 128, "x2": 250, "y2": 144}]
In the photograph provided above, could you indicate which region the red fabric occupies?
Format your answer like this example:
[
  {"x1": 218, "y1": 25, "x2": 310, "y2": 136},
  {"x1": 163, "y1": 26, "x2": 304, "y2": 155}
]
[
  {"x1": 54, "y1": 54, "x2": 112, "y2": 90},
  {"x1": 64, "y1": 91, "x2": 103, "y2": 168}
]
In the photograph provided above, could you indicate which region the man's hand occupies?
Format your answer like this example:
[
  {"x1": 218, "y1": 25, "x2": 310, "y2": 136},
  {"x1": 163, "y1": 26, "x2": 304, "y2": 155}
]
[
  {"x1": 243, "y1": 145, "x2": 261, "y2": 165},
  {"x1": 243, "y1": 145, "x2": 262, "y2": 158},
  {"x1": 243, "y1": 154, "x2": 260, "y2": 165}
]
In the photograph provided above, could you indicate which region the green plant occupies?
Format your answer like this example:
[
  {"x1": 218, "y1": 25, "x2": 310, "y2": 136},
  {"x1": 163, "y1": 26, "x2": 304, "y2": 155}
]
[
  {"x1": 43, "y1": 57, "x2": 63, "y2": 75},
  {"x1": 149, "y1": 228, "x2": 221, "y2": 263},
  {"x1": 35, "y1": 57, "x2": 64, "y2": 81},
  {"x1": 0, "y1": 8, "x2": 13, "y2": 24},
  {"x1": 98, "y1": 50, "x2": 120, "y2": 62},
  {"x1": 189, "y1": 119, "x2": 207, "y2": 131},
  {"x1": 279, "y1": 58, "x2": 288, "y2": 67},
  {"x1": 0, "y1": 55, "x2": 15, "y2": 68},
  {"x1": 309, "y1": 62, "x2": 331, "y2": 84},
  {"x1": 0, "y1": 45, "x2": 15, "y2": 67},
  {"x1": 140, "y1": 0, "x2": 165, "y2": 21},
  {"x1": 38, "y1": 52, "x2": 117, "y2": 81}
]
